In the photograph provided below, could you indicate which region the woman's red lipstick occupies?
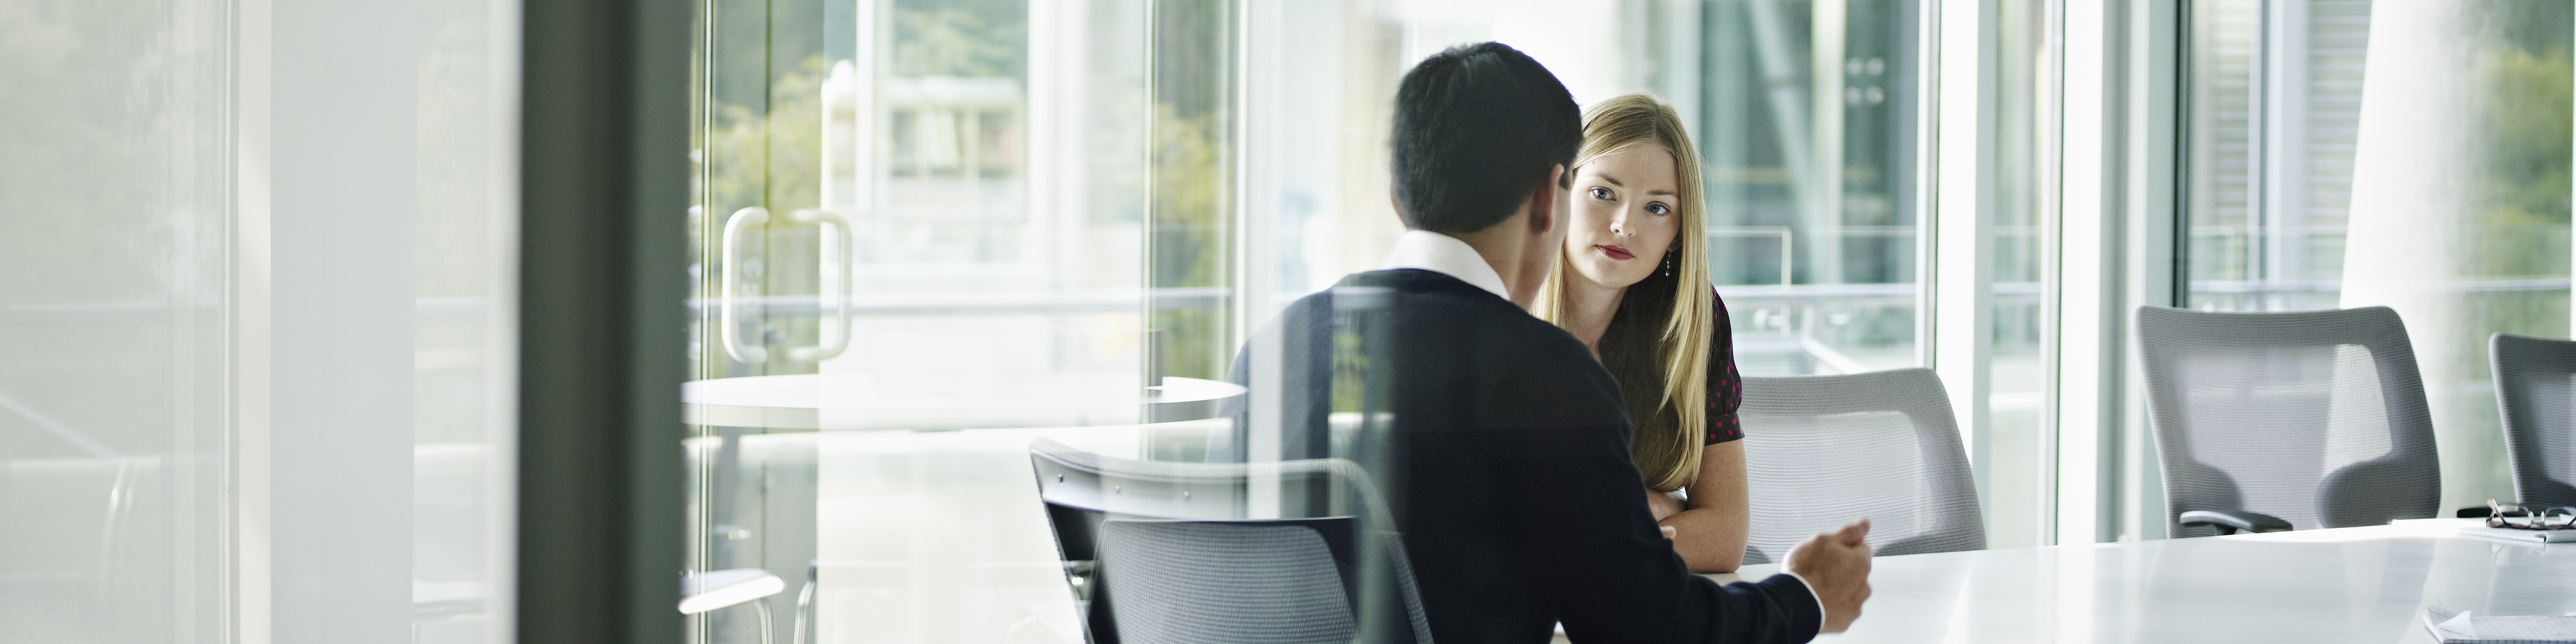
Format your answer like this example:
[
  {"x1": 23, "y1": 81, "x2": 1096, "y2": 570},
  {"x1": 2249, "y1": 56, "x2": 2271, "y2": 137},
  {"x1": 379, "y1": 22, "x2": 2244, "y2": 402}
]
[{"x1": 1596, "y1": 244, "x2": 1635, "y2": 260}]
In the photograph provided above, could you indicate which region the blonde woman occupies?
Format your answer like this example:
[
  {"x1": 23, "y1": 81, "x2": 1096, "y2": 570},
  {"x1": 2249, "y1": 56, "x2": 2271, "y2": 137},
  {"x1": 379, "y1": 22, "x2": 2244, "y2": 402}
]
[{"x1": 1535, "y1": 93, "x2": 1751, "y2": 572}]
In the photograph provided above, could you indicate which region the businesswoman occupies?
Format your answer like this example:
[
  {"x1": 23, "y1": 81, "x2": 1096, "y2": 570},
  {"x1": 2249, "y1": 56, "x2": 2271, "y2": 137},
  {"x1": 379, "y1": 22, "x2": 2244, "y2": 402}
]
[{"x1": 1534, "y1": 93, "x2": 1751, "y2": 572}]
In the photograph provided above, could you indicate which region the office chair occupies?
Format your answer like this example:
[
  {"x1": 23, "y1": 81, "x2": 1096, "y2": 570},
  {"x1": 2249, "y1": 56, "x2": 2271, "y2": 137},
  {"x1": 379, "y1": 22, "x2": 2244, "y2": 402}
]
[
  {"x1": 2492, "y1": 333, "x2": 2576, "y2": 508},
  {"x1": 2136, "y1": 306, "x2": 2440, "y2": 537},
  {"x1": 1028, "y1": 438, "x2": 1434, "y2": 644},
  {"x1": 1737, "y1": 368, "x2": 1985, "y2": 564}
]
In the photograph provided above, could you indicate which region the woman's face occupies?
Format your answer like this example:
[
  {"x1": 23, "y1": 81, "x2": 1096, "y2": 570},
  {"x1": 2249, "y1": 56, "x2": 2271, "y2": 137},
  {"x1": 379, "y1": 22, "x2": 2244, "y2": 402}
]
[{"x1": 1562, "y1": 143, "x2": 1681, "y2": 291}]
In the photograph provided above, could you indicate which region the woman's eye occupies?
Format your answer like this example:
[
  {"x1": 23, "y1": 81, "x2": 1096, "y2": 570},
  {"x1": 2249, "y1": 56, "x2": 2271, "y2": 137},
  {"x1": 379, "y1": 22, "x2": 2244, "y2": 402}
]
[
  {"x1": 1646, "y1": 203, "x2": 1669, "y2": 215},
  {"x1": 1589, "y1": 187, "x2": 1611, "y2": 200}
]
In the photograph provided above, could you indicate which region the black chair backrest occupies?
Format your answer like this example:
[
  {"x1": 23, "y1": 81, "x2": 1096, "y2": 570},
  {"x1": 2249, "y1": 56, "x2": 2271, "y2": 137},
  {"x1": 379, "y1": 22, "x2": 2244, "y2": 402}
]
[
  {"x1": 1028, "y1": 438, "x2": 1433, "y2": 644},
  {"x1": 1096, "y1": 519, "x2": 1358, "y2": 644}
]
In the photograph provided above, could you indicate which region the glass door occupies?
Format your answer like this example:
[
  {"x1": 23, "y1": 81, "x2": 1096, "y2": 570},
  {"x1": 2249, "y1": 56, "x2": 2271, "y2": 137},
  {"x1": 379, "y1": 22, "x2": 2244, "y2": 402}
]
[
  {"x1": 680, "y1": 1, "x2": 1248, "y2": 643},
  {"x1": 684, "y1": 0, "x2": 827, "y2": 640}
]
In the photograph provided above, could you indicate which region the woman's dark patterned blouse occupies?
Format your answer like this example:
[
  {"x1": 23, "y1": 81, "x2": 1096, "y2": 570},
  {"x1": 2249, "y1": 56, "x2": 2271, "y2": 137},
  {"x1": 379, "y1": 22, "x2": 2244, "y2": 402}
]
[{"x1": 1705, "y1": 288, "x2": 1745, "y2": 445}]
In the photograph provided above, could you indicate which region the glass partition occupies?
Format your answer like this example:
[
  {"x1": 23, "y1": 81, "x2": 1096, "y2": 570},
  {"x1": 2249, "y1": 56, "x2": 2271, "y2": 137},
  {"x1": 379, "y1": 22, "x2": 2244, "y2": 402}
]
[
  {"x1": 1, "y1": 0, "x2": 521, "y2": 641},
  {"x1": 0, "y1": 1, "x2": 235, "y2": 637},
  {"x1": 681, "y1": 1, "x2": 1939, "y2": 641},
  {"x1": 683, "y1": 1, "x2": 1193, "y2": 642}
]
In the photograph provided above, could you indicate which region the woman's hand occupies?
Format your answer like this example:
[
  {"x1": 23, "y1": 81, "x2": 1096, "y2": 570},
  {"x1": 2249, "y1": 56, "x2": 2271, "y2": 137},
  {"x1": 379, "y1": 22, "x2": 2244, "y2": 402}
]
[
  {"x1": 1644, "y1": 486, "x2": 1684, "y2": 521},
  {"x1": 1664, "y1": 441, "x2": 1752, "y2": 572}
]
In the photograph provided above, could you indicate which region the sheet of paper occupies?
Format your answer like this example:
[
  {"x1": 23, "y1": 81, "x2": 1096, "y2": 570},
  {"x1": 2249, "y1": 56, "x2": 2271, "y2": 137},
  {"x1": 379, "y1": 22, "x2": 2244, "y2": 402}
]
[
  {"x1": 2470, "y1": 616, "x2": 2576, "y2": 641},
  {"x1": 2424, "y1": 604, "x2": 2576, "y2": 644}
]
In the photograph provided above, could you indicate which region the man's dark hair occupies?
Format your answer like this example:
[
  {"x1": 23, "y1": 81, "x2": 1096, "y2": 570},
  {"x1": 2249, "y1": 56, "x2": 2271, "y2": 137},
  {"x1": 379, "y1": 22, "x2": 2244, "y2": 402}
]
[{"x1": 1391, "y1": 42, "x2": 1582, "y2": 233}]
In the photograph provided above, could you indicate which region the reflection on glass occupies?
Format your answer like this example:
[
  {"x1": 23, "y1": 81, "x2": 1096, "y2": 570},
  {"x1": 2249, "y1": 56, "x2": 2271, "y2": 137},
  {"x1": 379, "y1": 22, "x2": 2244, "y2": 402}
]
[
  {"x1": 1148, "y1": 0, "x2": 1236, "y2": 400},
  {"x1": 0, "y1": 2, "x2": 233, "y2": 637},
  {"x1": 684, "y1": 1, "x2": 1943, "y2": 641},
  {"x1": 685, "y1": 0, "x2": 1187, "y2": 642},
  {"x1": 2185, "y1": 0, "x2": 2363, "y2": 313},
  {"x1": 2183, "y1": 1, "x2": 2571, "y2": 510},
  {"x1": 4, "y1": 0, "x2": 517, "y2": 641}
]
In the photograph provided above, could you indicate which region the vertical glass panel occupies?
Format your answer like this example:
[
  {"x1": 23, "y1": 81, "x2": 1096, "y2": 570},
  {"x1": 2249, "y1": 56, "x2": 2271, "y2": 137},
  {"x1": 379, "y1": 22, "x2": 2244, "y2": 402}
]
[
  {"x1": 1700, "y1": 0, "x2": 1925, "y2": 377},
  {"x1": 2182, "y1": 1, "x2": 2573, "y2": 508},
  {"x1": 2185, "y1": 0, "x2": 2352, "y2": 312},
  {"x1": 1984, "y1": 0, "x2": 2054, "y2": 549},
  {"x1": 684, "y1": 1, "x2": 1214, "y2": 642},
  {"x1": 3, "y1": 0, "x2": 520, "y2": 641},
  {"x1": 1146, "y1": 0, "x2": 1236, "y2": 427},
  {"x1": 0, "y1": 1, "x2": 231, "y2": 639},
  {"x1": 408, "y1": 0, "x2": 519, "y2": 641}
]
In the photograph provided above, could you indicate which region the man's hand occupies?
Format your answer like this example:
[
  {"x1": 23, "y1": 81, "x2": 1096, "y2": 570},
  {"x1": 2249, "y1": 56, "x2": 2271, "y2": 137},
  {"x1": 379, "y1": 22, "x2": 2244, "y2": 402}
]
[{"x1": 1783, "y1": 518, "x2": 1872, "y2": 633}]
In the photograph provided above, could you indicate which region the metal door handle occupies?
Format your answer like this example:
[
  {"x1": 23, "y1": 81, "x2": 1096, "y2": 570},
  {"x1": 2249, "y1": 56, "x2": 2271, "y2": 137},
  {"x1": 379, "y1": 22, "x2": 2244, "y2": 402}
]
[
  {"x1": 719, "y1": 207, "x2": 855, "y2": 365},
  {"x1": 786, "y1": 209, "x2": 853, "y2": 362}
]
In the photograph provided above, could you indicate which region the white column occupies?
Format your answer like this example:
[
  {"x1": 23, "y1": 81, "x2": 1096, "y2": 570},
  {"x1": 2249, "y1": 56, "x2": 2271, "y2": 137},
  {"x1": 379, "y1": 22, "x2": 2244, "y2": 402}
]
[
  {"x1": 1237, "y1": 0, "x2": 1278, "y2": 340},
  {"x1": 235, "y1": 0, "x2": 277, "y2": 637},
  {"x1": 2059, "y1": 0, "x2": 2179, "y2": 545},
  {"x1": 1809, "y1": 0, "x2": 1847, "y2": 287},
  {"x1": 2118, "y1": 0, "x2": 2182, "y2": 541},
  {"x1": 2055, "y1": 0, "x2": 2114, "y2": 546},
  {"x1": 1933, "y1": 0, "x2": 1998, "y2": 494}
]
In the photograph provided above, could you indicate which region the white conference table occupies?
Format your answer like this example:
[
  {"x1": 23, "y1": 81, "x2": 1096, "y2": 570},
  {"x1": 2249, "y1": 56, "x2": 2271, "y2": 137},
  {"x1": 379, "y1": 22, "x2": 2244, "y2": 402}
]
[{"x1": 1707, "y1": 523, "x2": 2576, "y2": 643}]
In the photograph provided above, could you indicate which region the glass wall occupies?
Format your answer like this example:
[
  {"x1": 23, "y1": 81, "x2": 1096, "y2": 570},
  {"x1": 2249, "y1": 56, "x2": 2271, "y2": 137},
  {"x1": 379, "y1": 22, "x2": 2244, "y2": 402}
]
[
  {"x1": 0, "y1": 1, "x2": 233, "y2": 637},
  {"x1": 0, "y1": 0, "x2": 521, "y2": 642},
  {"x1": 2183, "y1": 0, "x2": 2369, "y2": 313},
  {"x1": 2181, "y1": 0, "x2": 2573, "y2": 510},
  {"x1": 681, "y1": 1, "x2": 1937, "y2": 641}
]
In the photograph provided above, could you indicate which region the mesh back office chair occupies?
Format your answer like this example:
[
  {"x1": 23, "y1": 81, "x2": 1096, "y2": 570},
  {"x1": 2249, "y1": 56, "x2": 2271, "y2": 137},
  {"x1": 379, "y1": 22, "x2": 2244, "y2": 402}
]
[
  {"x1": 2136, "y1": 306, "x2": 2440, "y2": 537},
  {"x1": 1737, "y1": 368, "x2": 1984, "y2": 565},
  {"x1": 1096, "y1": 520, "x2": 1356, "y2": 644},
  {"x1": 2493, "y1": 333, "x2": 2576, "y2": 508},
  {"x1": 1028, "y1": 438, "x2": 1433, "y2": 644}
]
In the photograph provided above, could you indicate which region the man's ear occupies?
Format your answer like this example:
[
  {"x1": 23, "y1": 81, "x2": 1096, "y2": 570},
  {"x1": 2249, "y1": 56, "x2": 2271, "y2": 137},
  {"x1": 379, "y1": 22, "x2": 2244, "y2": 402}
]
[{"x1": 1527, "y1": 164, "x2": 1564, "y2": 235}]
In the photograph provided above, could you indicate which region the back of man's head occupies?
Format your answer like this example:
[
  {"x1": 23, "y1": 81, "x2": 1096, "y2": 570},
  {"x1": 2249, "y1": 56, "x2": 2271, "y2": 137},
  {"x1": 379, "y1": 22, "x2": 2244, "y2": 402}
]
[{"x1": 1391, "y1": 42, "x2": 1582, "y2": 234}]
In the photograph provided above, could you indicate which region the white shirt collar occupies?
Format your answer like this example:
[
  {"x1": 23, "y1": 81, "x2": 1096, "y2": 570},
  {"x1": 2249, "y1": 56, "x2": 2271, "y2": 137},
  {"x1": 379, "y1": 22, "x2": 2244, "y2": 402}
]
[{"x1": 1379, "y1": 229, "x2": 1511, "y2": 301}]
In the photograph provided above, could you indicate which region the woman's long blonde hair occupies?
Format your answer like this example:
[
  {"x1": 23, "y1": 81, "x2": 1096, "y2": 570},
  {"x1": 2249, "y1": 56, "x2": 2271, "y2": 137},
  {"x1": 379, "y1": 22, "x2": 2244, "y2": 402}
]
[{"x1": 1534, "y1": 93, "x2": 1714, "y2": 492}]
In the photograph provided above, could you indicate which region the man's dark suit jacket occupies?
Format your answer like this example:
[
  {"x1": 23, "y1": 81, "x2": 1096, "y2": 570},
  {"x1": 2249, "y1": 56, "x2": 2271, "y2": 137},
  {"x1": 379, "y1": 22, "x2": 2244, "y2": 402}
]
[{"x1": 1226, "y1": 268, "x2": 1822, "y2": 644}]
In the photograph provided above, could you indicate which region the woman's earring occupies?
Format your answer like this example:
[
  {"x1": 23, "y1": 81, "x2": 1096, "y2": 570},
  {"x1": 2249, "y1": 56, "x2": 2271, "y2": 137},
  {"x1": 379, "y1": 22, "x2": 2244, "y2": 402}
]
[{"x1": 1662, "y1": 252, "x2": 1675, "y2": 278}]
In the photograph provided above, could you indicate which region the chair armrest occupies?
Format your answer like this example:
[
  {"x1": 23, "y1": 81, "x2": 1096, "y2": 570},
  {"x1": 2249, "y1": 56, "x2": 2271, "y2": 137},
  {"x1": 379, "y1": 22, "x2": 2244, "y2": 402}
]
[{"x1": 2179, "y1": 509, "x2": 2292, "y2": 535}]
